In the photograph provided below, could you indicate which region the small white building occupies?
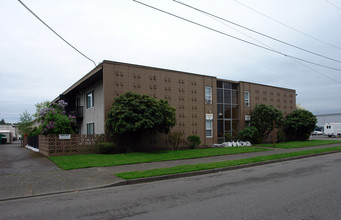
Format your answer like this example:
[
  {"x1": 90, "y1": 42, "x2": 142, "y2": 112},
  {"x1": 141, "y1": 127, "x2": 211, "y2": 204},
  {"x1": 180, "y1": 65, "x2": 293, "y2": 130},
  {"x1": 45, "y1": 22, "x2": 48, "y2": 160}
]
[
  {"x1": 0, "y1": 130, "x2": 12, "y2": 143},
  {"x1": 316, "y1": 113, "x2": 341, "y2": 127},
  {"x1": 0, "y1": 124, "x2": 19, "y2": 142}
]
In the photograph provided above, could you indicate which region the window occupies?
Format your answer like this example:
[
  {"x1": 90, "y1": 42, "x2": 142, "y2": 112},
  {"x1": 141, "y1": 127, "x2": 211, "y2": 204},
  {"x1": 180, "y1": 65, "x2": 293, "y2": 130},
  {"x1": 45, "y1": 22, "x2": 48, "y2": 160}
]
[
  {"x1": 224, "y1": 104, "x2": 231, "y2": 119},
  {"x1": 216, "y1": 80, "x2": 239, "y2": 141},
  {"x1": 244, "y1": 91, "x2": 250, "y2": 107},
  {"x1": 224, "y1": 90, "x2": 231, "y2": 104},
  {"x1": 206, "y1": 120, "x2": 213, "y2": 137},
  {"x1": 232, "y1": 83, "x2": 238, "y2": 90},
  {"x1": 217, "y1": 89, "x2": 223, "y2": 103},
  {"x1": 232, "y1": 106, "x2": 239, "y2": 119},
  {"x1": 87, "y1": 122, "x2": 94, "y2": 135},
  {"x1": 223, "y1": 82, "x2": 231, "y2": 89},
  {"x1": 218, "y1": 104, "x2": 223, "y2": 119},
  {"x1": 86, "y1": 90, "x2": 94, "y2": 109},
  {"x1": 205, "y1": 86, "x2": 212, "y2": 104}
]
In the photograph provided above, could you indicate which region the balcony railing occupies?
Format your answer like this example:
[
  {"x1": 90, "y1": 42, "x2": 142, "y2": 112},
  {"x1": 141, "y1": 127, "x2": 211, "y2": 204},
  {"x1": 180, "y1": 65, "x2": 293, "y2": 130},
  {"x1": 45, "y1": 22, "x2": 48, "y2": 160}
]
[{"x1": 67, "y1": 106, "x2": 83, "y2": 122}]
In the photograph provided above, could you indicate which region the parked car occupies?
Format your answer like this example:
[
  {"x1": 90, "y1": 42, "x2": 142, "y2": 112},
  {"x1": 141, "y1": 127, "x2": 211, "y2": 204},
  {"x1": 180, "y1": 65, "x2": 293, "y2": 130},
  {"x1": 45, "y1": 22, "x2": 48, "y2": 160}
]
[{"x1": 312, "y1": 130, "x2": 323, "y2": 135}]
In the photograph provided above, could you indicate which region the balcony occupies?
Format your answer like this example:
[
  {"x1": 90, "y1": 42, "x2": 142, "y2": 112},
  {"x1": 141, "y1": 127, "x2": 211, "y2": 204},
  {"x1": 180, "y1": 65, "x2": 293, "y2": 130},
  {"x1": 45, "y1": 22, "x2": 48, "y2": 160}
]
[
  {"x1": 67, "y1": 106, "x2": 83, "y2": 122},
  {"x1": 75, "y1": 106, "x2": 83, "y2": 122}
]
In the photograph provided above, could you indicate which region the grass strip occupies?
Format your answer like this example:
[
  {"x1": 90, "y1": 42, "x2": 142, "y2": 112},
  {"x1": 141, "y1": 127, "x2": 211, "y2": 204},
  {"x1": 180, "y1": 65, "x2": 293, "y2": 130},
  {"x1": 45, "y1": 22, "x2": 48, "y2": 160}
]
[
  {"x1": 48, "y1": 147, "x2": 269, "y2": 170},
  {"x1": 115, "y1": 146, "x2": 341, "y2": 180},
  {"x1": 256, "y1": 140, "x2": 341, "y2": 149}
]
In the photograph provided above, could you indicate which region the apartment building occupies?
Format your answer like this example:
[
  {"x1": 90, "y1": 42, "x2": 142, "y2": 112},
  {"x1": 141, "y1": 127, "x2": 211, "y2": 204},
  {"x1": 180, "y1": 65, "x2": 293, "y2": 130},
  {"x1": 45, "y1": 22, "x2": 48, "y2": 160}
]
[{"x1": 55, "y1": 60, "x2": 296, "y2": 149}]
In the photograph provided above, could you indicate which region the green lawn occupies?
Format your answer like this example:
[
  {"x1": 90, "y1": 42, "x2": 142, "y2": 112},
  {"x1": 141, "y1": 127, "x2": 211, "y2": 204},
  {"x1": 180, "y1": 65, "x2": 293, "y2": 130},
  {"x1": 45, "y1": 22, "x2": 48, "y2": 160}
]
[
  {"x1": 256, "y1": 140, "x2": 341, "y2": 149},
  {"x1": 48, "y1": 147, "x2": 270, "y2": 170},
  {"x1": 115, "y1": 146, "x2": 341, "y2": 180}
]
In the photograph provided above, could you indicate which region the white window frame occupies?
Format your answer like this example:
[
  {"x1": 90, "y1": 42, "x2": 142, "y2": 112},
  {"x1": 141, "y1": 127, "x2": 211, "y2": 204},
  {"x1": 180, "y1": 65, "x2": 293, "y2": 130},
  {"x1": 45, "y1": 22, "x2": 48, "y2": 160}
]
[
  {"x1": 86, "y1": 90, "x2": 94, "y2": 109},
  {"x1": 205, "y1": 86, "x2": 212, "y2": 104},
  {"x1": 244, "y1": 91, "x2": 250, "y2": 107},
  {"x1": 87, "y1": 122, "x2": 95, "y2": 135},
  {"x1": 206, "y1": 120, "x2": 213, "y2": 138}
]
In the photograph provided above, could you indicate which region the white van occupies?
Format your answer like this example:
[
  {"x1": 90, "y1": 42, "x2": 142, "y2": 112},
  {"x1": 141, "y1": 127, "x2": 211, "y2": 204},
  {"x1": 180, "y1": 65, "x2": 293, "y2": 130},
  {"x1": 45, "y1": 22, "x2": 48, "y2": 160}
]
[{"x1": 324, "y1": 123, "x2": 341, "y2": 137}]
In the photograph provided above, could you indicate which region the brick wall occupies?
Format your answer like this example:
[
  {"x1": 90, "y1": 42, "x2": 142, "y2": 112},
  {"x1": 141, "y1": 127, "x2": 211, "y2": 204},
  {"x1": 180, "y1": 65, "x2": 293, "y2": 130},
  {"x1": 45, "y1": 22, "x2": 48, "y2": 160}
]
[{"x1": 39, "y1": 134, "x2": 104, "y2": 156}]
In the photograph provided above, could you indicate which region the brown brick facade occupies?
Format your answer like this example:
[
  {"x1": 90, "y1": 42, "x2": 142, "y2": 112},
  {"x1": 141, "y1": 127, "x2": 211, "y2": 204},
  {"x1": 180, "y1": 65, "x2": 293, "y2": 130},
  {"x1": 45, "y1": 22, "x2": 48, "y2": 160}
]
[
  {"x1": 239, "y1": 81, "x2": 296, "y2": 131},
  {"x1": 56, "y1": 60, "x2": 296, "y2": 150},
  {"x1": 102, "y1": 61, "x2": 217, "y2": 149}
]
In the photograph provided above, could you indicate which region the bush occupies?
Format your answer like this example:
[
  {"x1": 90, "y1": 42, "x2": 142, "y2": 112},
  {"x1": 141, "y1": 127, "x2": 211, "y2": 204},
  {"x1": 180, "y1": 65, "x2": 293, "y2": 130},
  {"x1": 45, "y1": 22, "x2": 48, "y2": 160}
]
[
  {"x1": 284, "y1": 109, "x2": 317, "y2": 141},
  {"x1": 98, "y1": 142, "x2": 119, "y2": 154},
  {"x1": 28, "y1": 126, "x2": 41, "y2": 137},
  {"x1": 224, "y1": 132, "x2": 233, "y2": 142},
  {"x1": 36, "y1": 100, "x2": 76, "y2": 135},
  {"x1": 187, "y1": 135, "x2": 201, "y2": 149},
  {"x1": 168, "y1": 131, "x2": 183, "y2": 150},
  {"x1": 238, "y1": 126, "x2": 260, "y2": 143}
]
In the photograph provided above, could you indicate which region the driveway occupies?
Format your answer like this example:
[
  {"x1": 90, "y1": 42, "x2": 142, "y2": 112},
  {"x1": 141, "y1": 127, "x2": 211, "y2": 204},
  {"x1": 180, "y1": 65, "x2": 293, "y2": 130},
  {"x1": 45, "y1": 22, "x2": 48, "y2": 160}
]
[
  {"x1": 0, "y1": 142, "x2": 122, "y2": 200},
  {"x1": 0, "y1": 141, "x2": 59, "y2": 176}
]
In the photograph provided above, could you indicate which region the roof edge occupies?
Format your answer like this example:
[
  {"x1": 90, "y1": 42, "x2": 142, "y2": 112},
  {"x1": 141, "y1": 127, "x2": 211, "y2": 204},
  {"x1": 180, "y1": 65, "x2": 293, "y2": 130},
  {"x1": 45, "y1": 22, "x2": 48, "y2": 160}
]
[
  {"x1": 238, "y1": 80, "x2": 296, "y2": 91},
  {"x1": 52, "y1": 62, "x2": 104, "y2": 103},
  {"x1": 101, "y1": 60, "x2": 217, "y2": 79}
]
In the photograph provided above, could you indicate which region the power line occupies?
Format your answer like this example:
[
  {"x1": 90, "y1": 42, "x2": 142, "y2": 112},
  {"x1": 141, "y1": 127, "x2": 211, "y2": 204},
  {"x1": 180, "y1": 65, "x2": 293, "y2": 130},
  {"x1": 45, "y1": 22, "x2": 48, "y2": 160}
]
[
  {"x1": 18, "y1": 0, "x2": 97, "y2": 66},
  {"x1": 325, "y1": 0, "x2": 341, "y2": 10},
  {"x1": 178, "y1": 1, "x2": 341, "y2": 84},
  {"x1": 173, "y1": 0, "x2": 341, "y2": 64},
  {"x1": 232, "y1": 0, "x2": 341, "y2": 50},
  {"x1": 133, "y1": 0, "x2": 341, "y2": 72},
  {"x1": 291, "y1": 59, "x2": 341, "y2": 84}
]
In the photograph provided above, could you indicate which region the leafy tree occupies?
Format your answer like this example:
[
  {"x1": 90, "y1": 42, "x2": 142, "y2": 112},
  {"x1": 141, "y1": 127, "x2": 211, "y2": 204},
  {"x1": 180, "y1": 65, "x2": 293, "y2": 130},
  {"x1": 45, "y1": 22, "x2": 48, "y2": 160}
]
[
  {"x1": 251, "y1": 104, "x2": 283, "y2": 141},
  {"x1": 17, "y1": 110, "x2": 33, "y2": 136},
  {"x1": 0, "y1": 118, "x2": 5, "y2": 125},
  {"x1": 106, "y1": 92, "x2": 176, "y2": 151},
  {"x1": 283, "y1": 109, "x2": 317, "y2": 141},
  {"x1": 187, "y1": 135, "x2": 201, "y2": 149},
  {"x1": 34, "y1": 101, "x2": 50, "y2": 118},
  {"x1": 37, "y1": 100, "x2": 76, "y2": 135}
]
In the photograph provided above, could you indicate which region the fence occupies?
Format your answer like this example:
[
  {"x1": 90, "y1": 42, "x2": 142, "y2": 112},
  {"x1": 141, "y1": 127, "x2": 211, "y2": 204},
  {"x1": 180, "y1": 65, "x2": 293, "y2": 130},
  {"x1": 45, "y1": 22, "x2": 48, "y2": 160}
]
[
  {"x1": 27, "y1": 136, "x2": 39, "y2": 149},
  {"x1": 38, "y1": 134, "x2": 104, "y2": 156}
]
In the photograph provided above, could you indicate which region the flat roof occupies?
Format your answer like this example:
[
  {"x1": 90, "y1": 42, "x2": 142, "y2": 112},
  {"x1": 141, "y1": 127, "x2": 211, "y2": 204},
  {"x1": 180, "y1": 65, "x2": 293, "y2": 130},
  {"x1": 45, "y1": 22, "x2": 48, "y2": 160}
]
[
  {"x1": 102, "y1": 60, "x2": 217, "y2": 79},
  {"x1": 54, "y1": 60, "x2": 295, "y2": 100},
  {"x1": 239, "y1": 80, "x2": 296, "y2": 92},
  {"x1": 316, "y1": 113, "x2": 341, "y2": 117}
]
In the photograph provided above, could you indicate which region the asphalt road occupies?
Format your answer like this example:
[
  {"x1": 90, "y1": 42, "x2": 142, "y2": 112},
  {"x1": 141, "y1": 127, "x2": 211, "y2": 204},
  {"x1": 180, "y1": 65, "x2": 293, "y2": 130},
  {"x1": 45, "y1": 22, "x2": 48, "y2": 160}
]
[{"x1": 1, "y1": 152, "x2": 341, "y2": 220}]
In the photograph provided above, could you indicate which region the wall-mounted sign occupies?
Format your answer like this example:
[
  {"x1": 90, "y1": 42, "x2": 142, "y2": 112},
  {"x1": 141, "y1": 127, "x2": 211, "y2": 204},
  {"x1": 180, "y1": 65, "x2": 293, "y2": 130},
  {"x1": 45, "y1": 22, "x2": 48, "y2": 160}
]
[
  {"x1": 59, "y1": 134, "x2": 71, "y2": 140},
  {"x1": 206, "y1": 114, "x2": 213, "y2": 120},
  {"x1": 245, "y1": 115, "x2": 251, "y2": 121}
]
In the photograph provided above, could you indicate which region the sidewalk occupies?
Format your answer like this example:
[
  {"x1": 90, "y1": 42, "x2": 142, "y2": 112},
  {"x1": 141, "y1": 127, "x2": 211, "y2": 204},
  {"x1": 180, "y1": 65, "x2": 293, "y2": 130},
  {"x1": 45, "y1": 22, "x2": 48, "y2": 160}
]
[{"x1": 1, "y1": 143, "x2": 341, "y2": 201}]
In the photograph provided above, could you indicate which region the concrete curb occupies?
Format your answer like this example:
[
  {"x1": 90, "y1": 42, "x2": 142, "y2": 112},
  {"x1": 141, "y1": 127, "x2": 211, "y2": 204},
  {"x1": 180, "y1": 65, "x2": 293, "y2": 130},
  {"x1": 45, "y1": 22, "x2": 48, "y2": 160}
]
[
  {"x1": 121, "y1": 149, "x2": 341, "y2": 185},
  {"x1": 0, "y1": 180, "x2": 128, "y2": 202},
  {"x1": 2, "y1": 149, "x2": 341, "y2": 202}
]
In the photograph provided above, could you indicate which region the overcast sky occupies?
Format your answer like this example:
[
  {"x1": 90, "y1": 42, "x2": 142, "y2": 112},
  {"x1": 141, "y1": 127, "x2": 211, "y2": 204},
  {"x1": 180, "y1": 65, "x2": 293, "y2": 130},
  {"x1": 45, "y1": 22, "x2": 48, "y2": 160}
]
[{"x1": 1, "y1": 0, "x2": 341, "y2": 123}]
